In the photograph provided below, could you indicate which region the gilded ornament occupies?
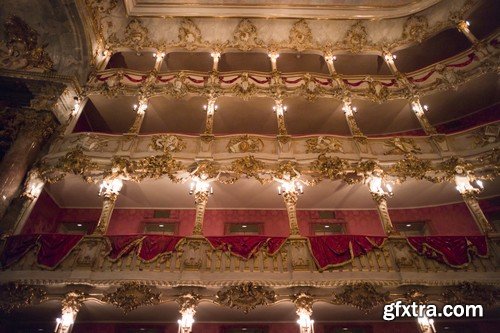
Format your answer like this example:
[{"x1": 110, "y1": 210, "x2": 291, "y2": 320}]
[
  {"x1": 343, "y1": 22, "x2": 369, "y2": 53},
  {"x1": 232, "y1": 72, "x2": 257, "y2": 100},
  {"x1": 135, "y1": 153, "x2": 181, "y2": 181},
  {"x1": 178, "y1": 19, "x2": 203, "y2": 50},
  {"x1": 176, "y1": 292, "x2": 200, "y2": 312},
  {"x1": 56, "y1": 147, "x2": 98, "y2": 180},
  {"x1": 442, "y1": 282, "x2": 496, "y2": 308},
  {"x1": 216, "y1": 282, "x2": 276, "y2": 314},
  {"x1": 230, "y1": 155, "x2": 266, "y2": 183},
  {"x1": 310, "y1": 154, "x2": 350, "y2": 182},
  {"x1": 306, "y1": 136, "x2": 343, "y2": 154},
  {"x1": 472, "y1": 125, "x2": 498, "y2": 148},
  {"x1": 0, "y1": 283, "x2": 46, "y2": 313},
  {"x1": 150, "y1": 134, "x2": 186, "y2": 153},
  {"x1": 389, "y1": 154, "x2": 433, "y2": 182},
  {"x1": 232, "y1": 19, "x2": 262, "y2": 51},
  {"x1": 227, "y1": 135, "x2": 264, "y2": 153},
  {"x1": 403, "y1": 289, "x2": 428, "y2": 305},
  {"x1": 61, "y1": 290, "x2": 86, "y2": 313},
  {"x1": 289, "y1": 20, "x2": 313, "y2": 51},
  {"x1": 384, "y1": 137, "x2": 421, "y2": 155},
  {"x1": 333, "y1": 283, "x2": 390, "y2": 313},
  {"x1": 0, "y1": 16, "x2": 54, "y2": 71},
  {"x1": 402, "y1": 16, "x2": 429, "y2": 43},
  {"x1": 435, "y1": 64, "x2": 463, "y2": 91},
  {"x1": 292, "y1": 292, "x2": 314, "y2": 313},
  {"x1": 365, "y1": 76, "x2": 389, "y2": 104},
  {"x1": 103, "y1": 282, "x2": 161, "y2": 313}
]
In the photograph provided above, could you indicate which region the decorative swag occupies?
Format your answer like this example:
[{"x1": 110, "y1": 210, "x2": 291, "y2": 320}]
[
  {"x1": 307, "y1": 235, "x2": 386, "y2": 271},
  {"x1": 406, "y1": 236, "x2": 488, "y2": 267},
  {"x1": 0, "y1": 234, "x2": 83, "y2": 269},
  {"x1": 106, "y1": 235, "x2": 184, "y2": 262},
  {"x1": 205, "y1": 236, "x2": 287, "y2": 260}
]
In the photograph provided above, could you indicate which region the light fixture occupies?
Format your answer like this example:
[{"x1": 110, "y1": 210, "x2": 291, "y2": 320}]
[
  {"x1": 159, "y1": 224, "x2": 164, "y2": 228},
  {"x1": 72, "y1": 96, "x2": 81, "y2": 115},
  {"x1": 466, "y1": 20, "x2": 470, "y2": 26},
  {"x1": 99, "y1": 179, "x2": 123, "y2": 197},
  {"x1": 177, "y1": 309, "x2": 195, "y2": 333},
  {"x1": 324, "y1": 225, "x2": 330, "y2": 228},
  {"x1": 406, "y1": 224, "x2": 411, "y2": 227},
  {"x1": 189, "y1": 180, "x2": 213, "y2": 196},
  {"x1": 297, "y1": 309, "x2": 315, "y2": 333},
  {"x1": 417, "y1": 314, "x2": 436, "y2": 333},
  {"x1": 423, "y1": 105, "x2": 429, "y2": 111},
  {"x1": 393, "y1": 54, "x2": 397, "y2": 60},
  {"x1": 476, "y1": 179, "x2": 484, "y2": 189},
  {"x1": 277, "y1": 181, "x2": 304, "y2": 196},
  {"x1": 133, "y1": 99, "x2": 148, "y2": 115},
  {"x1": 77, "y1": 224, "x2": 83, "y2": 227},
  {"x1": 242, "y1": 225, "x2": 247, "y2": 228}
]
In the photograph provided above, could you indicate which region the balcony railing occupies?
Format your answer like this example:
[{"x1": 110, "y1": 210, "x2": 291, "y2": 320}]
[{"x1": 2, "y1": 235, "x2": 499, "y2": 285}]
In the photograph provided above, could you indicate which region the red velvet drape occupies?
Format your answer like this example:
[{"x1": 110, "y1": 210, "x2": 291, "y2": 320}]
[
  {"x1": 407, "y1": 236, "x2": 488, "y2": 267},
  {"x1": 307, "y1": 235, "x2": 386, "y2": 270},
  {"x1": 206, "y1": 236, "x2": 287, "y2": 260},
  {"x1": 105, "y1": 235, "x2": 183, "y2": 261}
]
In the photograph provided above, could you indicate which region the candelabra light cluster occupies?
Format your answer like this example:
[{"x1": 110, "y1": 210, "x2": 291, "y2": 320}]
[
  {"x1": 133, "y1": 99, "x2": 148, "y2": 115},
  {"x1": 454, "y1": 166, "x2": 484, "y2": 195},
  {"x1": 297, "y1": 308, "x2": 315, "y2": 333},
  {"x1": 417, "y1": 314, "x2": 436, "y2": 333},
  {"x1": 177, "y1": 309, "x2": 195, "y2": 333},
  {"x1": 278, "y1": 181, "x2": 304, "y2": 196},
  {"x1": 54, "y1": 312, "x2": 75, "y2": 333},
  {"x1": 189, "y1": 180, "x2": 213, "y2": 196},
  {"x1": 98, "y1": 178, "x2": 123, "y2": 197}
]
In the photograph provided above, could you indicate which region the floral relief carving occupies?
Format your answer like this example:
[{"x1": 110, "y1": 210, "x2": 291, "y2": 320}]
[
  {"x1": 232, "y1": 19, "x2": 263, "y2": 51},
  {"x1": 333, "y1": 283, "x2": 390, "y2": 313},
  {"x1": 442, "y1": 282, "x2": 496, "y2": 308},
  {"x1": 0, "y1": 283, "x2": 47, "y2": 313},
  {"x1": 389, "y1": 154, "x2": 434, "y2": 182},
  {"x1": 343, "y1": 22, "x2": 369, "y2": 53},
  {"x1": 227, "y1": 135, "x2": 264, "y2": 153},
  {"x1": 306, "y1": 136, "x2": 343, "y2": 154},
  {"x1": 178, "y1": 19, "x2": 203, "y2": 50},
  {"x1": 289, "y1": 20, "x2": 313, "y2": 51},
  {"x1": 103, "y1": 282, "x2": 161, "y2": 313},
  {"x1": 230, "y1": 155, "x2": 266, "y2": 183},
  {"x1": 0, "y1": 16, "x2": 54, "y2": 72},
  {"x1": 402, "y1": 16, "x2": 429, "y2": 43},
  {"x1": 216, "y1": 282, "x2": 276, "y2": 314},
  {"x1": 232, "y1": 72, "x2": 258, "y2": 100},
  {"x1": 110, "y1": 19, "x2": 150, "y2": 50},
  {"x1": 383, "y1": 137, "x2": 422, "y2": 155},
  {"x1": 150, "y1": 134, "x2": 186, "y2": 153}
]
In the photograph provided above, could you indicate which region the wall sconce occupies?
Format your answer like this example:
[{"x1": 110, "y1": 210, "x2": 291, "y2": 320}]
[
  {"x1": 277, "y1": 181, "x2": 304, "y2": 196},
  {"x1": 133, "y1": 99, "x2": 148, "y2": 115},
  {"x1": 417, "y1": 314, "x2": 436, "y2": 333},
  {"x1": 297, "y1": 309, "x2": 315, "y2": 333},
  {"x1": 189, "y1": 180, "x2": 213, "y2": 196},
  {"x1": 177, "y1": 309, "x2": 195, "y2": 333}
]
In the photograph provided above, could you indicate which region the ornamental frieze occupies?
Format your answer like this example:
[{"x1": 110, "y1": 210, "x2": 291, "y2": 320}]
[
  {"x1": 84, "y1": 0, "x2": 477, "y2": 55},
  {"x1": 332, "y1": 283, "x2": 390, "y2": 313},
  {"x1": 0, "y1": 283, "x2": 47, "y2": 313},
  {"x1": 103, "y1": 282, "x2": 161, "y2": 313},
  {"x1": 216, "y1": 282, "x2": 276, "y2": 314}
]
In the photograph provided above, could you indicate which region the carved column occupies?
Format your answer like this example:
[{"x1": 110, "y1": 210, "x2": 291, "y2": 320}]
[
  {"x1": 324, "y1": 53, "x2": 337, "y2": 74},
  {"x1": 268, "y1": 52, "x2": 279, "y2": 72},
  {"x1": 94, "y1": 193, "x2": 118, "y2": 235},
  {"x1": 382, "y1": 50, "x2": 399, "y2": 75},
  {"x1": 409, "y1": 96, "x2": 437, "y2": 135},
  {"x1": 55, "y1": 291, "x2": 85, "y2": 333},
  {"x1": 127, "y1": 97, "x2": 148, "y2": 134},
  {"x1": 202, "y1": 97, "x2": 218, "y2": 140},
  {"x1": 193, "y1": 191, "x2": 209, "y2": 235},
  {"x1": 11, "y1": 169, "x2": 45, "y2": 234},
  {"x1": 274, "y1": 99, "x2": 288, "y2": 136},
  {"x1": 0, "y1": 109, "x2": 57, "y2": 221},
  {"x1": 63, "y1": 96, "x2": 88, "y2": 135},
  {"x1": 462, "y1": 192, "x2": 494, "y2": 234},
  {"x1": 456, "y1": 20, "x2": 478, "y2": 44},
  {"x1": 342, "y1": 96, "x2": 364, "y2": 137},
  {"x1": 372, "y1": 194, "x2": 396, "y2": 235},
  {"x1": 283, "y1": 190, "x2": 300, "y2": 236},
  {"x1": 153, "y1": 51, "x2": 166, "y2": 71},
  {"x1": 210, "y1": 51, "x2": 221, "y2": 72}
]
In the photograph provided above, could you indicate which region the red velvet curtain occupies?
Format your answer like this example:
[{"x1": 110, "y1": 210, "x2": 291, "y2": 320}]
[
  {"x1": 0, "y1": 234, "x2": 40, "y2": 268},
  {"x1": 37, "y1": 234, "x2": 84, "y2": 269},
  {"x1": 137, "y1": 235, "x2": 184, "y2": 262},
  {"x1": 106, "y1": 235, "x2": 183, "y2": 262},
  {"x1": 1, "y1": 234, "x2": 84, "y2": 269},
  {"x1": 407, "y1": 236, "x2": 488, "y2": 267},
  {"x1": 206, "y1": 236, "x2": 287, "y2": 260},
  {"x1": 307, "y1": 235, "x2": 386, "y2": 270}
]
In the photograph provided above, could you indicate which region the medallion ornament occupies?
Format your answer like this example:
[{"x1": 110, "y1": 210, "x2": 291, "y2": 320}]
[
  {"x1": 178, "y1": 19, "x2": 203, "y2": 50},
  {"x1": 402, "y1": 16, "x2": 429, "y2": 43},
  {"x1": 216, "y1": 282, "x2": 276, "y2": 314},
  {"x1": 289, "y1": 20, "x2": 313, "y2": 51},
  {"x1": 389, "y1": 154, "x2": 433, "y2": 182},
  {"x1": 103, "y1": 282, "x2": 161, "y2": 313},
  {"x1": 343, "y1": 22, "x2": 369, "y2": 53},
  {"x1": 232, "y1": 19, "x2": 262, "y2": 51},
  {"x1": 230, "y1": 155, "x2": 266, "y2": 183},
  {"x1": 306, "y1": 136, "x2": 343, "y2": 154}
]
